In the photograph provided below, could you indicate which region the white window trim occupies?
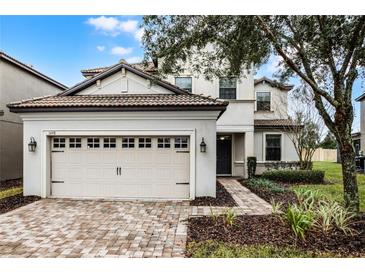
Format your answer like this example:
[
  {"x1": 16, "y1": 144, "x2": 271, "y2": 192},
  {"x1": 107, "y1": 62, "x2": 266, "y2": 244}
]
[
  {"x1": 41, "y1": 129, "x2": 196, "y2": 200},
  {"x1": 262, "y1": 132, "x2": 283, "y2": 162},
  {"x1": 255, "y1": 91, "x2": 272, "y2": 112}
]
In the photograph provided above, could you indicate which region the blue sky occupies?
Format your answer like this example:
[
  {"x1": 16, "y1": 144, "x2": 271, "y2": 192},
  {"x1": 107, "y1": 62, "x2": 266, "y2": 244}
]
[{"x1": 0, "y1": 15, "x2": 363, "y2": 130}]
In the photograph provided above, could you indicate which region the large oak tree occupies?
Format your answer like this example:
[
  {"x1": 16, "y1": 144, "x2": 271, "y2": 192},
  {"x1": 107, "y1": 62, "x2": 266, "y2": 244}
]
[{"x1": 142, "y1": 16, "x2": 365, "y2": 212}]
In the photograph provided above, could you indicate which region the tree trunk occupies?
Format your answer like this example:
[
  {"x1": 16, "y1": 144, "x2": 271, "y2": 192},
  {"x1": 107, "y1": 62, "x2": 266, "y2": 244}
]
[{"x1": 339, "y1": 139, "x2": 359, "y2": 212}]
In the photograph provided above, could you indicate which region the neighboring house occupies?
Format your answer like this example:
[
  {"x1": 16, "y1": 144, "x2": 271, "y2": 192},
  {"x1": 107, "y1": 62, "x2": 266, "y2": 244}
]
[
  {"x1": 352, "y1": 132, "x2": 361, "y2": 156},
  {"x1": 0, "y1": 52, "x2": 67, "y2": 181},
  {"x1": 8, "y1": 59, "x2": 297, "y2": 200},
  {"x1": 355, "y1": 92, "x2": 365, "y2": 156}
]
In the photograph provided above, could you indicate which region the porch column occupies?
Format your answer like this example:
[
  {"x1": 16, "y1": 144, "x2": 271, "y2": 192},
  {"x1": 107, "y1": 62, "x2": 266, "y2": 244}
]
[{"x1": 244, "y1": 131, "x2": 254, "y2": 179}]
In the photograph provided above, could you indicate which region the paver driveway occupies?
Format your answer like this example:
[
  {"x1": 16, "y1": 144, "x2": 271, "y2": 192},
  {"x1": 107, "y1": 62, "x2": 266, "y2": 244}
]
[
  {"x1": 0, "y1": 178, "x2": 271, "y2": 258},
  {"x1": 0, "y1": 199, "x2": 190, "y2": 258}
]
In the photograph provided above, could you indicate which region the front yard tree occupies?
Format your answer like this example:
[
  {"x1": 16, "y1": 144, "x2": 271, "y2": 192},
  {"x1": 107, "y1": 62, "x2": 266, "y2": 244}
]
[
  {"x1": 321, "y1": 132, "x2": 337, "y2": 149},
  {"x1": 142, "y1": 15, "x2": 365, "y2": 212}
]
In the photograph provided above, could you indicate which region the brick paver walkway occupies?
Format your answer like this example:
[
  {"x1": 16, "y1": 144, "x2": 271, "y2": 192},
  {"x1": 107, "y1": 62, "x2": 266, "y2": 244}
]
[
  {"x1": 190, "y1": 178, "x2": 272, "y2": 216},
  {"x1": 0, "y1": 178, "x2": 270, "y2": 258}
]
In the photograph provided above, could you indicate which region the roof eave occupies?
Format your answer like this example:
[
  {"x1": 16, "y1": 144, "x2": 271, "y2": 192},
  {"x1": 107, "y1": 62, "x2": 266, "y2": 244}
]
[
  {"x1": 355, "y1": 93, "x2": 365, "y2": 101},
  {"x1": 8, "y1": 104, "x2": 227, "y2": 115}
]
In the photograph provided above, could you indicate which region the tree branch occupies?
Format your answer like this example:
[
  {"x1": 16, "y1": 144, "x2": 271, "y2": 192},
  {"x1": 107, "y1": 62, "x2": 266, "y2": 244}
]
[
  {"x1": 339, "y1": 16, "x2": 365, "y2": 78},
  {"x1": 256, "y1": 16, "x2": 339, "y2": 108}
]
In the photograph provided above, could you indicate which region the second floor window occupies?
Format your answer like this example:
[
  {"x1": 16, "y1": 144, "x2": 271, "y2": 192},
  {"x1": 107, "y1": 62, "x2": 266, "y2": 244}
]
[
  {"x1": 175, "y1": 77, "x2": 192, "y2": 92},
  {"x1": 219, "y1": 78, "x2": 236, "y2": 99},
  {"x1": 256, "y1": 92, "x2": 271, "y2": 111}
]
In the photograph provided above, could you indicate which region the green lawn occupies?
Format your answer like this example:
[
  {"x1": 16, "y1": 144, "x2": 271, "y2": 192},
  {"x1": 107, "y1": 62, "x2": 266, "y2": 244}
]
[
  {"x1": 187, "y1": 241, "x2": 335, "y2": 258},
  {"x1": 292, "y1": 161, "x2": 365, "y2": 212},
  {"x1": 0, "y1": 187, "x2": 23, "y2": 199}
]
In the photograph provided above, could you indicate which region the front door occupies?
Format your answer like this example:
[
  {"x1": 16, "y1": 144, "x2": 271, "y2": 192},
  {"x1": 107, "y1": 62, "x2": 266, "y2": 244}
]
[{"x1": 216, "y1": 136, "x2": 232, "y2": 175}]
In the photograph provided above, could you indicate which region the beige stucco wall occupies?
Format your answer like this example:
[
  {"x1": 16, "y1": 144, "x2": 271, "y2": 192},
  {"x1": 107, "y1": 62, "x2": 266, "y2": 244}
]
[
  {"x1": 78, "y1": 70, "x2": 174, "y2": 95},
  {"x1": 254, "y1": 82, "x2": 289, "y2": 120},
  {"x1": 254, "y1": 129, "x2": 298, "y2": 174},
  {"x1": 0, "y1": 59, "x2": 64, "y2": 181}
]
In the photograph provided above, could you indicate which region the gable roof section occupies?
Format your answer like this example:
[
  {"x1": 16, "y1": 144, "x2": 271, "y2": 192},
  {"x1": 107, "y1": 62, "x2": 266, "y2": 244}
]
[
  {"x1": 0, "y1": 51, "x2": 68, "y2": 90},
  {"x1": 254, "y1": 77, "x2": 293, "y2": 91},
  {"x1": 59, "y1": 61, "x2": 188, "y2": 96},
  {"x1": 355, "y1": 93, "x2": 365, "y2": 101},
  {"x1": 81, "y1": 61, "x2": 157, "y2": 78},
  {"x1": 8, "y1": 94, "x2": 228, "y2": 117}
]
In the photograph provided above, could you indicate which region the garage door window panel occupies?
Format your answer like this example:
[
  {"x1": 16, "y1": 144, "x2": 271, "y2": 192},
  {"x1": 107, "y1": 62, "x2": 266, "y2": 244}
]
[
  {"x1": 103, "y1": 138, "x2": 116, "y2": 148},
  {"x1": 69, "y1": 138, "x2": 82, "y2": 148},
  {"x1": 87, "y1": 138, "x2": 100, "y2": 148},
  {"x1": 53, "y1": 138, "x2": 66, "y2": 149},
  {"x1": 174, "y1": 137, "x2": 189, "y2": 149},
  {"x1": 158, "y1": 138, "x2": 171, "y2": 148},
  {"x1": 138, "y1": 138, "x2": 152, "y2": 148},
  {"x1": 122, "y1": 137, "x2": 135, "y2": 148}
]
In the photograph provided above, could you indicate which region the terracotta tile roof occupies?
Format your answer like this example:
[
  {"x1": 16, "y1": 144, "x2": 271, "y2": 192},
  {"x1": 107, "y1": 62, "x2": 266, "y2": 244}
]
[
  {"x1": 60, "y1": 61, "x2": 189, "y2": 97},
  {"x1": 254, "y1": 77, "x2": 293, "y2": 91},
  {"x1": 254, "y1": 119, "x2": 300, "y2": 128},
  {"x1": 81, "y1": 61, "x2": 157, "y2": 77},
  {"x1": 8, "y1": 94, "x2": 228, "y2": 113},
  {"x1": 0, "y1": 51, "x2": 68, "y2": 90}
]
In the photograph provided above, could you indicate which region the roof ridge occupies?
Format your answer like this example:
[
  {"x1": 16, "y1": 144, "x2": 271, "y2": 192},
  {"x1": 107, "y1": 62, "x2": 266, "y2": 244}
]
[{"x1": 59, "y1": 62, "x2": 191, "y2": 96}]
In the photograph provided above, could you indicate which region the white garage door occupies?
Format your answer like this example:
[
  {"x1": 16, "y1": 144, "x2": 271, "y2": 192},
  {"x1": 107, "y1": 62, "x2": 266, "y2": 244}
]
[{"x1": 50, "y1": 136, "x2": 190, "y2": 199}]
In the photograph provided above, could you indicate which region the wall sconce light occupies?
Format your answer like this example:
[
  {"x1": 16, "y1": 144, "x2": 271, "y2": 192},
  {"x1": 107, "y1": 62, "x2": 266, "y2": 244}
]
[
  {"x1": 28, "y1": 137, "x2": 37, "y2": 152},
  {"x1": 200, "y1": 137, "x2": 207, "y2": 153}
]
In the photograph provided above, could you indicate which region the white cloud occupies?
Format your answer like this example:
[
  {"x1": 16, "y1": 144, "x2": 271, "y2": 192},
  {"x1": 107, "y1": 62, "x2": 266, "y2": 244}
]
[
  {"x1": 111, "y1": 46, "x2": 133, "y2": 56},
  {"x1": 96, "y1": 45, "x2": 105, "y2": 52},
  {"x1": 120, "y1": 20, "x2": 138, "y2": 33},
  {"x1": 126, "y1": 56, "x2": 143, "y2": 64},
  {"x1": 134, "y1": 28, "x2": 144, "y2": 42},
  {"x1": 87, "y1": 16, "x2": 143, "y2": 42},
  {"x1": 87, "y1": 16, "x2": 120, "y2": 36}
]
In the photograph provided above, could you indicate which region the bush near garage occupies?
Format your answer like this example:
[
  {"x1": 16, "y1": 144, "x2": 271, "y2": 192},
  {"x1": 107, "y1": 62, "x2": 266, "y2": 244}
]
[{"x1": 262, "y1": 170, "x2": 325, "y2": 184}]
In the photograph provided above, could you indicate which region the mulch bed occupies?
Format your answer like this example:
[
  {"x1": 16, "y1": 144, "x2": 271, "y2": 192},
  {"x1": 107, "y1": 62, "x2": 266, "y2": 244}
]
[
  {"x1": 0, "y1": 194, "x2": 40, "y2": 214},
  {"x1": 239, "y1": 179, "x2": 297, "y2": 209},
  {"x1": 0, "y1": 179, "x2": 22, "y2": 191},
  {"x1": 190, "y1": 181, "x2": 237, "y2": 207},
  {"x1": 187, "y1": 214, "x2": 365, "y2": 257}
]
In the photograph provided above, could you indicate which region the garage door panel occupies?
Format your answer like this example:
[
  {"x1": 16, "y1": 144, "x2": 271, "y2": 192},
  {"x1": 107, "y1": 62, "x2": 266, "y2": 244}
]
[{"x1": 51, "y1": 136, "x2": 190, "y2": 199}]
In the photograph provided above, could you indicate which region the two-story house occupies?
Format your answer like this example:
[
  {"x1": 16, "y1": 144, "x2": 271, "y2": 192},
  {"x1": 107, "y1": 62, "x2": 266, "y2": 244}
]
[
  {"x1": 354, "y1": 92, "x2": 365, "y2": 156},
  {"x1": 0, "y1": 52, "x2": 67, "y2": 181},
  {"x1": 8, "y1": 59, "x2": 297, "y2": 200}
]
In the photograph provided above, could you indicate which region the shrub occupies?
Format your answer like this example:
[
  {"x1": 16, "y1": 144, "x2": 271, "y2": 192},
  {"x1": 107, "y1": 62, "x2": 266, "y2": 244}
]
[
  {"x1": 294, "y1": 188, "x2": 324, "y2": 210},
  {"x1": 314, "y1": 200, "x2": 356, "y2": 235},
  {"x1": 246, "y1": 178, "x2": 286, "y2": 193},
  {"x1": 271, "y1": 199, "x2": 283, "y2": 215},
  {"x1": 284, "y1": 204, "x2": 314, "y2": 240},
  {"x1": 262, "y1": 169, "x2": 325, "y2": 184},
  {"x1": 223, "y1": 208, "x2": 236, "y2": 226},
  {"x1": 247, "y1": 157, "x2": 257, "y2": 179}
]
